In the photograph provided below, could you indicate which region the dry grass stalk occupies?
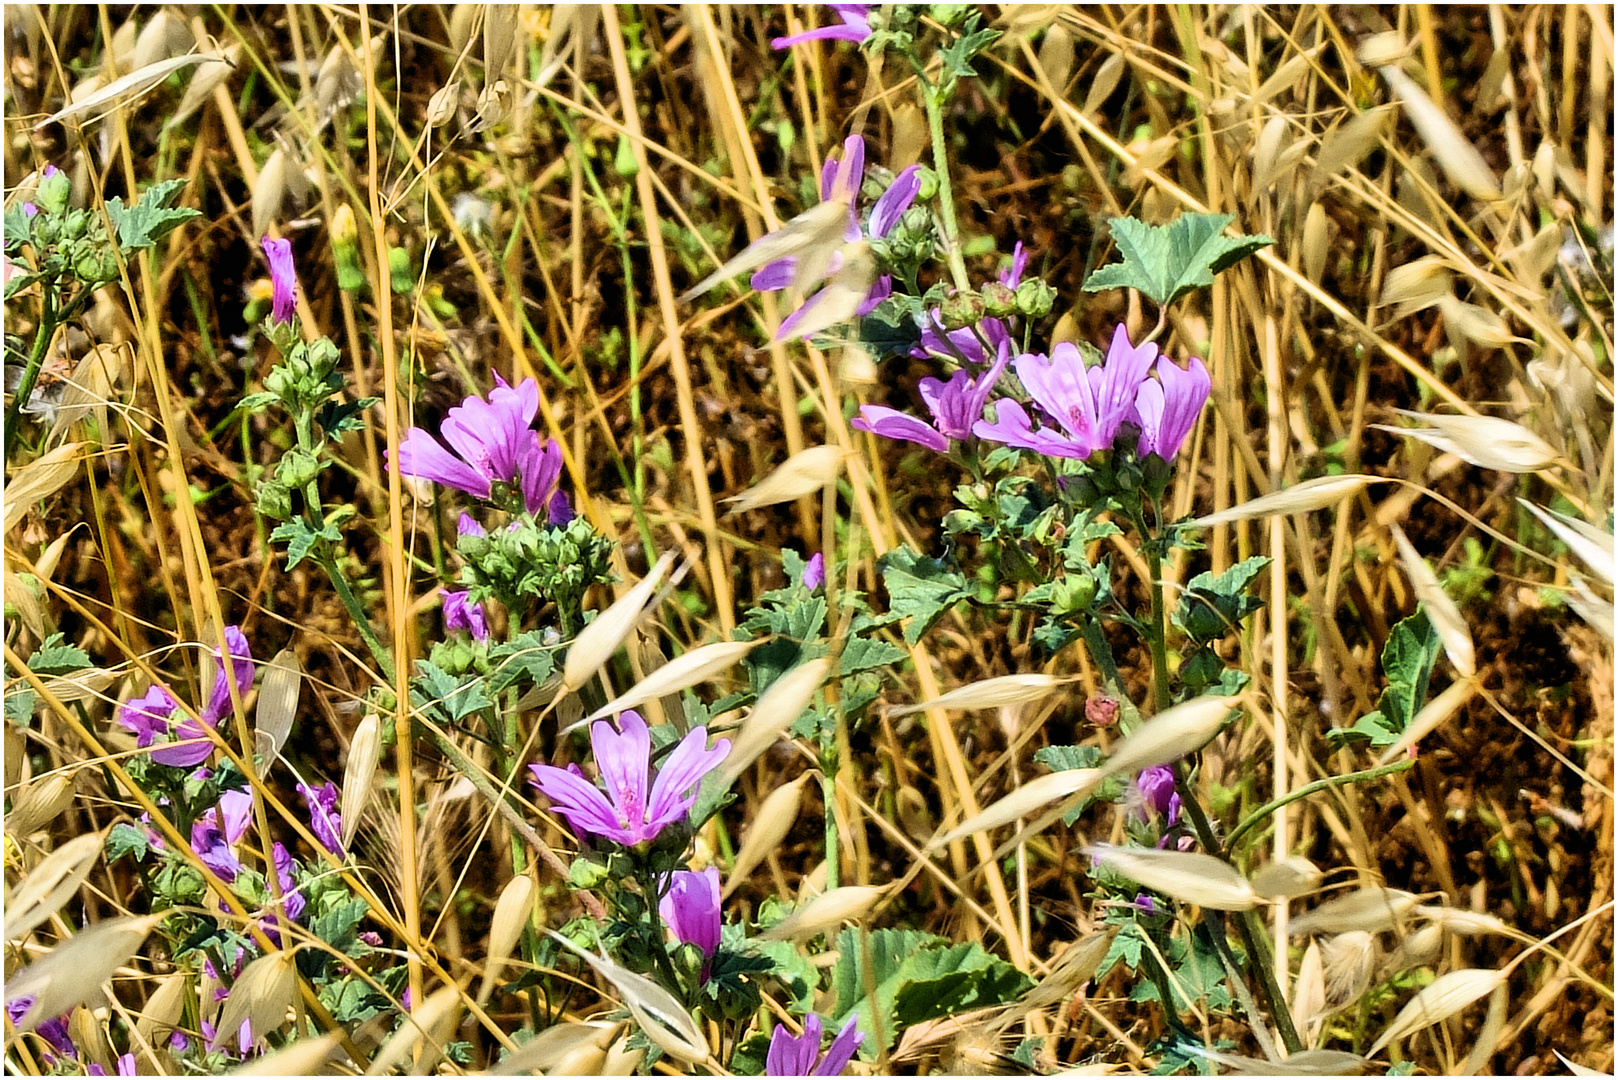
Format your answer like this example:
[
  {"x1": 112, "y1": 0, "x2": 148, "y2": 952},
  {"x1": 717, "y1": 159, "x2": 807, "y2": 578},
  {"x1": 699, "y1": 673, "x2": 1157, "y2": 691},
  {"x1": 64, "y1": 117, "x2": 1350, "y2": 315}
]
[
  {"x1": 225, "y1": 1031, "x2": 345, "y2": 1076},
  {"x1": 1187, "y1": 475, "x2": 1379, "y2": 529},
  {"x1": 364, "y1": 983, "x2": 464, "y2": 1076},
  {"x1": 486, "y1": 1021, "x2": 618, "y2": 1076},
  {"x1": 37, "y1": 53, "x2": 216, "y2": 130}
]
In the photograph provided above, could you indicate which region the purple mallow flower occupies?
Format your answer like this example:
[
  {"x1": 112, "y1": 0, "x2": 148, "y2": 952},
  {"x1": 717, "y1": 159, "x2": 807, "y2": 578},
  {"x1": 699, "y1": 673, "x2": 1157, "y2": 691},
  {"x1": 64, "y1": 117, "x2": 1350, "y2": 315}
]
[
  {"x1": 853, "y1": 340, "x2": 1012, "y2": 453},
  {"x1": 116, "y1": 626, "x2": 255, "y2": 767},
  {"x1": 442, "y1": 589, "x2": 489, "y2": 641},
  {"x1": 298, "y1": 780, "x2": 344, "y2": 858},
  {"x1": 752, "y1": 135, "x2": 921, "y2": 341},
  {"x1": 191, "y1": 789, "x2": 254, "y2": 882},
  {"x1": 392, "y1": 375, "x2": 564, "y2": 516},
  {"x1": 661, "y1": 866, "x2": 722, "y2": 978},
  {"x1": 771, "y1": 4, "x2": 874, "y2": 49},
  {"x1": 529, "y1": 710, "x2": 729, "y2": 847},
  {"x1": 1131, "y1": 355, "x2": 1211, "y2": 460},
  {"x1": 259, "y1": 237, "x2": 297, "y2": 324},
  {"x1": 87, "y1": 1053, "x2": 138, "y2": 1077},
  {"x1": 272, "y1": 841, "x2": 306, "y2": 922},
  {"x1": 766, "y1": 1012, "x2": 864, "y2": 1077},
  {"x1": 975, "y1": 324, "x2": 1159, "y2": 460},
  {"x1": 1135, "y1": 766, "x2": 1182, "y2": 826},
  {"x1": 802, "y1": 552, "x2": 825, "y2": 591}
]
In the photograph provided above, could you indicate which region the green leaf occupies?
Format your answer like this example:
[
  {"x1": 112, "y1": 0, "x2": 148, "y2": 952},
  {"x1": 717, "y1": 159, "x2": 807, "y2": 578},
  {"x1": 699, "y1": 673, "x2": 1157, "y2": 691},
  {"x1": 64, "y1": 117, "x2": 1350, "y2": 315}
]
[
  {"x1": 1373, "y1": 610, "x2": 1440, "y2": 734},
  {"x1": 268, "y1": 520, "x2": 340, "y2": 569},
  {"x1": 828, "y1": 928, "x2": 1034, "y2": 1053},
  {"x1": 106, "y1": 822, "x2": 151, "y2": 863},
  {"x1": 880, "y1": 548, "x2": 971, "y2": 645},
  {"x1": 27, "y1": 632, "x2": 91, "y2": 676},
  {"x1": 487, "y1": 631, "x2": 556, "y2": 694},
  {"x1": 1172, "y1": 556, "x2": 1270, "y2": 641},
  {"x1": 103, "y1": 178, "x2": 200, "y2": 251},
  {"x1": 410, "y1": 661, "x2": 493, "y2": 725},
  {"x1": 5, "y1": 689, "x2": 36, "y2": 724},
  {"x1": 1083, "y1": 213, "x2": 1273, "y2": 307},
  {"x1": 839, "y1": 636, "x2": 906, "y2": 677},
  {"x1": 937, "y1": 23, "x2": 1001, "y2": 81}
]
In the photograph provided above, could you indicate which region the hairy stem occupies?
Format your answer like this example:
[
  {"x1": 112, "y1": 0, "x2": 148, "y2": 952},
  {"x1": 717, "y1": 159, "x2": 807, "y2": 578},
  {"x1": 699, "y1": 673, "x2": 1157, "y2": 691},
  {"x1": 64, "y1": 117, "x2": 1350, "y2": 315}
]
[{"x1": 921, "y1": 80, "x2": 971, "y2": 291}]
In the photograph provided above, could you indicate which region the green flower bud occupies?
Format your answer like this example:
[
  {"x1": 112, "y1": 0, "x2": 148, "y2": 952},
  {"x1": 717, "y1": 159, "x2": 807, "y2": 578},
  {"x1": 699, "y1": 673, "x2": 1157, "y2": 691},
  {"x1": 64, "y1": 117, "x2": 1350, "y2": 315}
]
[
  {"x1": 72, "y1": 245, "x2": 118, "y2": 284},
  {"x1": 61, "y1": 209, "x2": 89, "y2": 241},
  {"x1": 276, "y1": 447, "x2": 322, "y2": 490},
  {"x1": 388, "y1": 246, "x2": 414, "y2": 294},
  {"x1": 255, "y1": 480, "x2": 292, "y2": 520},
  {"x1": 939, "y1": 289, "x2": 984, "y2": 330},
  {"x1": 32, "y1": 215, "x2": 60, "y2": 247},
  {"x1": 613, "y1": 133, "x2": 639, "y2": 178},
  {"x1": 912, "y1": 168, "x2": 939, "y2": 203},
  {"x1": 568, "y1": 856, "x2": 610, "y2": 890},
  {"x1": 1015, "y1": 278, "x2": 1056, "y2": 319},
  {"x1": 928, "y1": 4, "x2": 972, "y2": 28},
  {"x1": 1056, "y1": 573, "x2": 1098, "y2": 614},
  {"x1": 37, "y1": 169, "x2": 71, "y2": 216},
  {"x1": 672, "y1": 943, "x2": 707, "y2": 986},
  {"x1": 980, "y1": 281, "x2": 1017, "y2": 318}
]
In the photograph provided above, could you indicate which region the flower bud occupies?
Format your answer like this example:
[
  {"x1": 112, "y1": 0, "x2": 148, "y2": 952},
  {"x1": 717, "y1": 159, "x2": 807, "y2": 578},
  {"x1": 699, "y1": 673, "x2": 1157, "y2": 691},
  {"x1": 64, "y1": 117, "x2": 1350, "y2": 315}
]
[
  {"x1": 276, "y1": 447, "x2": 322, "y2": 490},
  {"x1": 256, "y1": 480, "x2": 292, "y2": 520},
  {"x1": 939, "y1": 289, "x2": 985, "y2": 330},
  {"x1": 568, "y1": 856, "x2": 611, "y2": 890},
  {"x1": 61, "y1": 209, "x2": 89, "y2": 241},
  {"x1": 980, "y1": 281, "x2": 1017, "y2": 317},
  {"x1": 1015, "y1": 278, "x2": 1056, "y2": 319},
  {"x1": 388, "y1": 246, "x2": 413, "y2": 294},
  {"x1": 37, "y1": 167, "x2": 71, "y2": 215},
  {"x1": 672, "y1": 942, "x2": 707, "y2": 986},
  {"x1": 1055, "y1": 573, "x2": 1097, "y2": 614}
]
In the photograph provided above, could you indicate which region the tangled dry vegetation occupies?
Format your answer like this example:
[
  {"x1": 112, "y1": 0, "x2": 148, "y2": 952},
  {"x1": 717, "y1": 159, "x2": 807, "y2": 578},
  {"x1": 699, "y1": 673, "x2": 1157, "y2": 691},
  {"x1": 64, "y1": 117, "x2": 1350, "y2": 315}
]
[{"x1": 2, "y1": 4, "x2": 1612, "y2": 1076}]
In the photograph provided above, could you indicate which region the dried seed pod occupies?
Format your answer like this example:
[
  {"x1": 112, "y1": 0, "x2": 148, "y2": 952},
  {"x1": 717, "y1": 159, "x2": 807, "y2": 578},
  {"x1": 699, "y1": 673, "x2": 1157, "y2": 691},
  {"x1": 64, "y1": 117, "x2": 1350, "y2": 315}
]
[
  {"x1": 1378, "y1": 256, "x2": 1453, "y2": 317},
  {"x1": 1036, "y1": 24, "x2": 1074, "y2": 89},
  {"x1": 933, "y1": 767, "x2": 1104, "y2": 848},
  {"x1": 339, "y1": 714, "x2": 380, "y2": 850},
  {"x1": 1367, "y1": 968, "x2": 1507, "y2": 1057},
  {"x1": 1187, "y1": 475, "x2": 1380, "y2": 529},
  {"x1": 1378, "y1": 64, "x2": 1501, "y2": 201},
  {"x1": 884, "y1": 673, "x2": 1073, "y2": 719},
  {"x1": 6, "y1": 829, "x2": 104, "y2": 943},
  {"x1": 487, "y1": 1022, "x2": 617, "y2": 1076},
  {"x1": 1291, "y1": 938, "x2": 1326, "y2": 1033},
  {"x1": 1301, "y1": 202, "x2": 1330, "y2": 285},
  {"x1": 1389, "y1": 524, "x2": 1475, "y2": 677},
  {"x1": 1290, "y1": 888, "x2": 1419, "y2": 936},
  {"x1": 39, "y1": 55, "x2": 216, "y2": 130},
  {"x1": 757, "y1": 885, "x2": 888, "y2": 942},
  {"x1": 365, "y1": 983, "x2": 464, "y2": 1076},
  {"x1": 5, "y1": 442, "x2": 90, "y2": 534},
  {"x1": 725, "y1": 774, "x2": 814, "y2": 899},
  {"x1": 1436, "y1": 294, "x2": 1521, "y2": 348},
  {"x1": 546, "y1": 932, "x2": 708, "y2": 1065},
  {"x1": 7, "y1": 772, "x2": 78, "y2": 838},
  {"x1": 1086, "y1": 845, "x2": 1261, "y2": 911},
  {"x1": 135, "y1": 975, "x2": 189, "y2": 1044},
  {"x1": 1375, "y1": 410, "x2": 1559, "y2": 474},
  {"x1": 253, "y1": 648, "x2": 302, "y2": 761},
  {"x1": 1320, "y1": 931, "x2": 1378, "y2": 1013},
  {"x1": 1082, "y1": 52, "x2": 1126, "y2": 116},
  {"x1": 477, "y1": 874, "x2": 534, "y2": 1005},
  {"x1": 570, "y1": 640, "x2": 758, "y2": 732},
  {"x1": 210, "y1": 951, "x2": 296, "y2": 1052},
  {"x1": 562, "y1": 551, "x2": 676, "y2": 692},
  {"x1": 230, "y1": 1031, "x2": 345, "y2": 1076},
  {"x1": 1518, "y1": 500, "x2": 1613, "y2": 585},
  {"x1": 167, "y1": 44, "x2": 242, "y2": 131},
  {"x1": 129, "y1": 11, "x2": 191, "y2": 73},
  {"x1": 1311, "y1": 107, "x2": 1393, "y2": 189},
  {"x1": 718, "y1": 658, "x2": 832, "y2": 787},
  {"x1": 1249, "y1": 856, "x2": 1324, "y2": 900}
]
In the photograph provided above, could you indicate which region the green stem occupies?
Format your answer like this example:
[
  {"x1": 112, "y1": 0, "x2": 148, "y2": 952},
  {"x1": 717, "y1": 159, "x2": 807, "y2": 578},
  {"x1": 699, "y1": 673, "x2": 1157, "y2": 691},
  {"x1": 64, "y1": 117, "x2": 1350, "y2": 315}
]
[
  {"x1": 920, "y1": 80, "x2": 970, "y2": 292},
  {"x1": 821, "y1": 747, "x2": 840, "y2": 891},
  {"x1": 1130, "y1": 504, "x2": 1173, "y2": 714},
  {"x1": 5, "y1": 285, "x2": 65, "y2": 461},
  {"x1": 1226, "y1": 759, "x2": 1415, "y2": 851}
]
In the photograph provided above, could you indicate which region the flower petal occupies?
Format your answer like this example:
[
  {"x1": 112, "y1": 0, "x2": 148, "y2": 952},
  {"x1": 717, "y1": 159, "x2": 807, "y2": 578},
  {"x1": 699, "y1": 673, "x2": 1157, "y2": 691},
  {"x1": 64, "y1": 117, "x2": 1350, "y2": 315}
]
[
  {"x1": 530, "y1": 763, "x2": 633, "y2": 844},
  {"x1": 751, "y1": 258, "x2": 798, "y2": 292},
  {"x1": 814, "y1": 1014, "x2": 864, "y2": 1076},
  {"x1": 869, "y1": 165, "x2": 921, "y2": 238},
  {"x1": 645, "y1": 726, "x2": 729, "y2": 831},
  {"x1": 593, "y1": 711, "x2": 652, "y2": 836},
  {"x1": 393, "y1": 428, "x2": 492, "y2": 499},
  {"x1": 851, "y1": 406, "x2": 949, "y2": 453}
]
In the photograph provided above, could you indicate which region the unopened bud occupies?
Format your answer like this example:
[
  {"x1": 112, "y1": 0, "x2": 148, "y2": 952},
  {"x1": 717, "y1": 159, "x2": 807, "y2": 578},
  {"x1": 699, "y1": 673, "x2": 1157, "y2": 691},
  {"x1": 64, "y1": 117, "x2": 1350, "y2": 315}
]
[
  {"x1": 255, "y1": 480, "x2": 292, "y2": 520},
  {"x1": 1015, "y1": 278, "x2": 1056, "y2": 319},
  {"x1": 1085, "y1": 694, "x2": 1119, "y2": 727},
  {"x1": 980, "y1": 281, "x2": 1017, "y2": 318},
  {"x1": 276, "y1": 447, "x2": 321, "y2": 490},
  {"x1": 939, "y1": 289, "x2": 985, "y2": 330}
]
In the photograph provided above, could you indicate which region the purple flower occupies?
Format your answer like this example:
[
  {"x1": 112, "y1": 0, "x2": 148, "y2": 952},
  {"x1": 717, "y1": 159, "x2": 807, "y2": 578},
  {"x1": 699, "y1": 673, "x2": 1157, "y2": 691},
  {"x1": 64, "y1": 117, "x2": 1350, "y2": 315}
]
[
  {"x1": 802, "y1": 553, "x2": 826, "y2": 591},
  {"x1": 660, "y1": 866, "x2": 722, "y2": 962},
  {"x1": 529, "y1": 710, "x2": 730, "y2": 847},
  {"x1": 772, "y1": 4, "x2": 873, "y2": 48},
  {"x1": 116, "y1": 627, "x2": 255, "y2": 767},
  {"x1": 915, "y1": 243, "x2": 1028, "y2": 366},
  {"x1": 1131, "y1": 355, "x2": 1211, "y2": 460},
  {"x1": 87, "y1": 1052, "x2": 138, "y2": 1076},
  {"x1": 766, "y1": 1012, "x2": 863, "y2": 1077},
  {"x1": 442, "y1": 589, "x2": 489, "y2": 641},
  {"x1": 752, "y1": 135, "x2": 921, "y2": 342},
  {"x1": 1135, "y1": 766, "x2": 1182, "y2": 825},
  {"x1": 547, "y1": 487, "x2": 574, "y2": 526},
  {"x1": 259, "y1": 237, "x2": 297, "y2": 324},
  {"x1": 392, "y1": 376, "x2": 564, "y2": 516},
  {"x1": 191, "y1": 789, "x2": 254, "y2": 882},
  {"x1": 272, "y1": 841, "x2": 306, "y2": 922},
  {"x1": 853, "y1": 341, "x2": 1012, "y2": 453},
  {"x1": 974, "y1": 325, "x2": 1158, "y2": 460},
  {"x1": 33, "y1": 1011, "x2": 75, "y2": 1059},
  {"x1": 457, "y1": 513, "x2": 487, "y2": 539},
  {"x1": 298, "y1": 780, "x2": 344, "y2": 857}
]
